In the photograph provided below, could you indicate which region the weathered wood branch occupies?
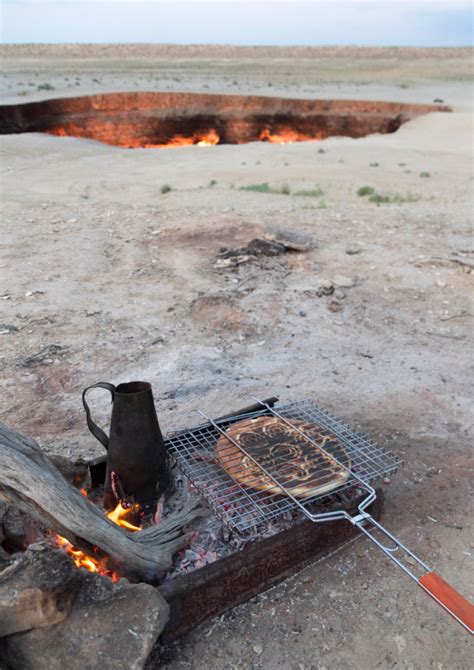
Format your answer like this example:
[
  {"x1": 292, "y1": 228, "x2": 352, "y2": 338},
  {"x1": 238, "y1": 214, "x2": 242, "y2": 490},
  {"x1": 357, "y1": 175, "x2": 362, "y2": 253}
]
[{"x1": 0, "y1": 422, "x2": 204, "y2": 582}]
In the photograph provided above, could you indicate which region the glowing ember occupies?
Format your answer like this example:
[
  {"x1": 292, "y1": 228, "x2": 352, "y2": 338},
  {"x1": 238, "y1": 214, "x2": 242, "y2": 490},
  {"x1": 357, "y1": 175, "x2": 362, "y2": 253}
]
[{"x1": 54, "y1": 499, "x2": 141, "y2": 580}]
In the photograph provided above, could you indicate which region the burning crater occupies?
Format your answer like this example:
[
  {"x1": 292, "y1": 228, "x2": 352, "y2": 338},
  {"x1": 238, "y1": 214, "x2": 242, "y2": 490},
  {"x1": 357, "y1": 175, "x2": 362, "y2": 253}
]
[{"x1": 0, "y1": 92, "x2": 449, "y2": 149}]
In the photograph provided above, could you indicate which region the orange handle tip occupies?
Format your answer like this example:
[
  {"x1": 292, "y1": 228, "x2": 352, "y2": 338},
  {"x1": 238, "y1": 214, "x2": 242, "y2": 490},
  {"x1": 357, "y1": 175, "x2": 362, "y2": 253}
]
[{"x1": 419, "y1": 571, "x2": 474, "y2": 634}]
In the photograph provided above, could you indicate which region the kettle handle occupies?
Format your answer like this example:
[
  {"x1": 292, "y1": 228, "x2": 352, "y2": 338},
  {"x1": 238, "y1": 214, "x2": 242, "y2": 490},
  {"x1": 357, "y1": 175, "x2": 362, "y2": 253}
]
[{"x1": 82, "y1": 382, "x2": 115, "y2": 450}]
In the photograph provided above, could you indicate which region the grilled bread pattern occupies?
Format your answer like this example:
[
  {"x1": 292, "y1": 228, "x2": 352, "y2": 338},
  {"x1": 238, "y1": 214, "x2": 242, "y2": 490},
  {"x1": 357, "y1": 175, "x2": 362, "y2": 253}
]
[{"x1": 216, "y1": 416, "x2": 350, "y2": 499}]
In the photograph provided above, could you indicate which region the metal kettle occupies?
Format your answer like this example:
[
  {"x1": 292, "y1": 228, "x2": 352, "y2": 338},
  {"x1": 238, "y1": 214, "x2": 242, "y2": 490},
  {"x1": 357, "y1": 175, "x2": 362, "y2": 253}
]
[{"x1": 82, "y1": 381, "x2": 170, "y2": 513}]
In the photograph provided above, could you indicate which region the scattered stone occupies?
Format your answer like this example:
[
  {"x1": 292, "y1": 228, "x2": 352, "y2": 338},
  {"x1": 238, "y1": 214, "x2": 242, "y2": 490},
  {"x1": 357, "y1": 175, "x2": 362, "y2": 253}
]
[
  {"x1": 4, "y1": 570, "x2": 170, "y2": 670},
  {"x1": 334, "y1": 289, "x2": 346, "y2": 300},
  {"x1": 0, "y1": 324, "x2": 18, "y2": 335},
  {"x1": 0, "y1": 542, "x2": 81, "y2": 636},
  {"x1": 435, "y1": 279, "x2": 447, "y2": 288},
  {"x1": 1, "y1": 507, "x2": 40, "y2": 552},
  {"x1": 264, "y1": 227, "x2": 314, "y2": 252},
  {"x1": 19, "y1": 344, "x2": 69, "y2": 368},
  {"x1": 345, "y1": 247, "x2": 362, "y2": 255},
  {"x1": 328, "y1": 299, "x2": 342, "y2": 312},
  {"x1": 24, "y1": 290, "x2": 45, "y2": 297},
  {"x1": 333, "y1": 275, "x2": 356, "y2": 288},
  {"x1": 316, "y1": 279, "x2": 334, "y2": 297},
  {"x1": 253, "y1": 643, "x2": 264, "y2": 655},
  {"x1": 299, "y1": 310, "x2": 307, "y2": 317}
]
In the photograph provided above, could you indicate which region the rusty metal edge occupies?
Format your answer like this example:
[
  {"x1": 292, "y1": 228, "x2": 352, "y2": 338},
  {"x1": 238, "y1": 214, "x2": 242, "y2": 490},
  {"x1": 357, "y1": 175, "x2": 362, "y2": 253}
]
[{"x1": 158, "y1": 489, "x2": 384, "y2": 641}]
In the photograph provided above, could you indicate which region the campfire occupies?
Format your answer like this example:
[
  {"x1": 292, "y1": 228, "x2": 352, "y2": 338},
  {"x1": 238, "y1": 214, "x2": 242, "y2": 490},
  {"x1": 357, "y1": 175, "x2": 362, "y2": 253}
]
[
  {"x1": 1, "y1": 393, "x2": 472, "y2": 669},
  {"x1": 0, "y1": 91, "x2": 450, "y2": 149},
  {"x1": 53, "y1": 497, "x2": 141, "y2": 581}
]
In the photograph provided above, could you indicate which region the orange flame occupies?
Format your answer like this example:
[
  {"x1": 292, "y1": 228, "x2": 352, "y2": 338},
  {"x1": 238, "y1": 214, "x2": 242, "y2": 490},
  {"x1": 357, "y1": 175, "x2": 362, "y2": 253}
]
[
  {"x1": 54, "y1": 498, "x2": 141, "y2": 580},
  {"x1": 259, "y1": 128, "x2": 323, "y2": 144}
]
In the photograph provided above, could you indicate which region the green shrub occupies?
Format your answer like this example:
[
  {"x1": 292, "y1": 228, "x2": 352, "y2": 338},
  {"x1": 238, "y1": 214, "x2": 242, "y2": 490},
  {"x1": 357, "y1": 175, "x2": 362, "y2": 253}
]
[
  {"x1": 160, "y1": 184, "x2": 172, "y2": 194},
  {"x1": 369, "y1": 193, "x2": 391, "y2": 204},
  {"x1": 37, "y1": 83, "x2": 55, "y2": 91},
  {"x1": 420, "y1": 171, "x2": 431, "y2": 178},
  {"x1": 357, "y1": 186, "x2": 375, "y2": 197},
  {"x1": 239, "y1": 183, "x2": 291, "y2": 195},
  {"x1": 293, "y1": 187, "x2": 324, "y2": 197}
]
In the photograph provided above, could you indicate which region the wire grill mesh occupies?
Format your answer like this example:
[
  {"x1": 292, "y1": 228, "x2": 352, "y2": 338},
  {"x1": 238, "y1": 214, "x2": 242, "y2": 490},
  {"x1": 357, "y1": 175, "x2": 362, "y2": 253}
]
[{"x1": 167, "y1": 400, "x2": 401, "y2": 535}]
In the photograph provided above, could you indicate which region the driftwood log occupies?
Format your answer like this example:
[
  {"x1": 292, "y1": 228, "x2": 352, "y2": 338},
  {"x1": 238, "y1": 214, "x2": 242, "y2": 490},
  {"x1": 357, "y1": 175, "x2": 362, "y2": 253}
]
[{"x1": 0, "y1": 422, "x2": 203, "y2": 582}]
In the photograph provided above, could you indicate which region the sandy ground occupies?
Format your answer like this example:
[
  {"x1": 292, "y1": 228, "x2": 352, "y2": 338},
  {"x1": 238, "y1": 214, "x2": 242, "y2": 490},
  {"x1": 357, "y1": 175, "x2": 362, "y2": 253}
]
[{"x1": 0, "y1": 47, "x2": 473, "y2": 668}]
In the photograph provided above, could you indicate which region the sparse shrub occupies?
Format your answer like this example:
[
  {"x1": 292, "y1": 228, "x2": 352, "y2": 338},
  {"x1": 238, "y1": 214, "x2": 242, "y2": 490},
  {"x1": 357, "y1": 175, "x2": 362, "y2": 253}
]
[
  {"x1": 239, "y1": 183, "x2": 290, "y2": 195},
  {"x1": 369, "y1": 193, "x2": 391, "y2": 204},
  {"x1": 209, "y1": 179, "x2": 217, "y2": 187},
  {"x1": 294, "y1": 187, "x2": 324, "y2": 197},
  {"x1": 400, "y1": 83, "x2": 409, "y2": 89},
  {"x1": 357, "y1": 186, "x2": 375, "y2": 197},
  {"x1": 370, "y1": 162, "x2": 380, "y2": 167},
  {"x1": 367, "y1": 192, "x2": 420, "y2": 204},
  {"x1": 37, "y1": 83, "x2": 55, "y2": 91},
  {"x1": 240, "y1": 183, "x2": 271, "y2": 193},
  {"x1": 318, "y1": 148, "x2": 325, "y2": 154},
  {"x1": 160, "y1": 184, "x2": 172, "y2": 194},
  {"x1": 420, "y1": 171, "x2": 431, "y2": 178},
  {"x1": 392, "y1": 193, "x2": 420, "y2": 203}
]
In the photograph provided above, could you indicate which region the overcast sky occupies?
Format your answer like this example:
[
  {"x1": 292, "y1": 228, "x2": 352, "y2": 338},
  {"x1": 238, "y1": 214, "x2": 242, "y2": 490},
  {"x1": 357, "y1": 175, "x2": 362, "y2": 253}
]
[{"x1": 1, "y1": 1, "x2": 472, "y2": 46}]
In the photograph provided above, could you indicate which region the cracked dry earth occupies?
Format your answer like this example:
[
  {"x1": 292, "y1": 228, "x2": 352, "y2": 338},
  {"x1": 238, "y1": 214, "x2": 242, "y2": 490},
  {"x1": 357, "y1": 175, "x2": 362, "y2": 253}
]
[{"x1": 1, "y1": 46, "x2": 473, "y2": 669}]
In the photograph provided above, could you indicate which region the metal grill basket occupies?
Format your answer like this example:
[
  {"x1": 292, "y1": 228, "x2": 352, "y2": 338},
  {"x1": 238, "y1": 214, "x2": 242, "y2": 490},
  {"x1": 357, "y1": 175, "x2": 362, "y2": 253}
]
[{"x1": 167, "y1": 399, "x2": 400, "y2": 535}]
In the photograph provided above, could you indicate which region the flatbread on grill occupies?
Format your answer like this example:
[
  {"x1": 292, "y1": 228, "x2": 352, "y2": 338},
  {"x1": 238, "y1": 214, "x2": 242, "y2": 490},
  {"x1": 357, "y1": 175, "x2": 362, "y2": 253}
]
[{"x1": 215, "y1": 416, "x2": 350, "y2": 499}]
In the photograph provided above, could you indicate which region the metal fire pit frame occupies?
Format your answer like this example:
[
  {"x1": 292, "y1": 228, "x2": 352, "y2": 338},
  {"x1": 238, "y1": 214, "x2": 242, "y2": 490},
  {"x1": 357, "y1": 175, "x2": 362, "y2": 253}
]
[{"x1": 158, "y1": 489, "x2": 384, "y2": 641}]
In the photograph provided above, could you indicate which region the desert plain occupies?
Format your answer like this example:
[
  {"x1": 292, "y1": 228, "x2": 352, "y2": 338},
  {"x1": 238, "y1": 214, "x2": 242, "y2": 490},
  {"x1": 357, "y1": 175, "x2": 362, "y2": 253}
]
[{"x1": 0, "y1": 45, "x2": 473, "y2": 668}]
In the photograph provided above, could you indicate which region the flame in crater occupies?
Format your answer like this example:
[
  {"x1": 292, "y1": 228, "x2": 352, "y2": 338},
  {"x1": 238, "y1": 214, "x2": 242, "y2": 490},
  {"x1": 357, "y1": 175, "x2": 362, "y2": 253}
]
[{"x1": 259, "y1": 128, "x2": 323, "y2": 144}]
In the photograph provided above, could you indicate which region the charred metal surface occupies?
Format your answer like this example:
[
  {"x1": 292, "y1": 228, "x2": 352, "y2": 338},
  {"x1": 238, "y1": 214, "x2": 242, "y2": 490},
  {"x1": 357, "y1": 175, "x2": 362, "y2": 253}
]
[
  {"x1": 158, "y1": 490, "x2": 384, "y2": 641},
  {"x1": 0, "y1": 92, "x2": 450, "y2": 147}
]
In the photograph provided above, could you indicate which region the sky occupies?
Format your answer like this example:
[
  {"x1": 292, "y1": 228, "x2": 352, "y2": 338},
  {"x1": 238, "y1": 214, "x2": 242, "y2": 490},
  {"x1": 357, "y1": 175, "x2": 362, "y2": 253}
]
[{"x1": 1, "y1": 0, "x2": 472, "y2": 46}]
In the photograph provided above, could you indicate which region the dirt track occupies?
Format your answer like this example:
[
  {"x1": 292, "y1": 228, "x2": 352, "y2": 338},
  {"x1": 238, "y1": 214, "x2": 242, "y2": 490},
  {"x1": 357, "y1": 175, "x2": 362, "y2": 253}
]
[{"x1": 0, "y1": 46, "x2": 473, "y2": 668}]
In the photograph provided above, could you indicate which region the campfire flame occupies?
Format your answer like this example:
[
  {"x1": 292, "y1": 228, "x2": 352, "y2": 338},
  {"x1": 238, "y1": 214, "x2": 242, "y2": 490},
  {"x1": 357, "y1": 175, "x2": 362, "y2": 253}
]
[{"x1": 54, "y1": 495, "x2": 141, "y2": 580}]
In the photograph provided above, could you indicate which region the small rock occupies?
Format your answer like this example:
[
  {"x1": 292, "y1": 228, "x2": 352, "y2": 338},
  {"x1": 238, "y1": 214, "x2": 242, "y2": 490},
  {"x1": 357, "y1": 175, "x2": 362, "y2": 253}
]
[
  {"x1": 345, "y1": 247, "x2": 362, "y2": 255},
  {"x1": 299, "y1": 310, "x2": 307, "y2": 317},
  {"x1": 66, "y1": 218, "x2": 77, "y2": 224},
  {"x1": 333, "y1": 275, "x2": 355, "y2": 288},
  {"x1": 328, "y1": 300, "x2": 342, "y2": 312},
  {"x1": 316, "y1": 279, "x2": 334, "y2": 297},
  {"x1": 334, "y1": 289, "x2": 346, "y2": 300},
  {"x1": 264, "y1": 227, "x2": 314, "y2": 251},
  {"x1": 435, "y1": 279, "x2": 447, "y2": 288},
  {"x1": 253, "y1": 644, "x2": 263, "y2": 655},
  {"x1": 0, "y1": 324, "x2": 18, "y2": 335}
]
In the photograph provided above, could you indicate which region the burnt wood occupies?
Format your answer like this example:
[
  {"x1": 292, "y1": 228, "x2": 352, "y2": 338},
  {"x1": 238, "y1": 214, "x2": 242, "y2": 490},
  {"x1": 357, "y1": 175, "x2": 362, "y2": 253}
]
[
  {"x1": 0, "y1": 422, "x2": 203, "y2": 582},
  {"x1": 158, "y1": 490, "x2": 383, "y2": 641}
]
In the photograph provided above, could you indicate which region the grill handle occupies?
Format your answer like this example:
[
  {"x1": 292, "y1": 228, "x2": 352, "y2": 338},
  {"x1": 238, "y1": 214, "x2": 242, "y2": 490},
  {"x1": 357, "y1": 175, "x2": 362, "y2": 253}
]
[{"x1": 352, "y1": 513, "x2": 474, "y2": 634}]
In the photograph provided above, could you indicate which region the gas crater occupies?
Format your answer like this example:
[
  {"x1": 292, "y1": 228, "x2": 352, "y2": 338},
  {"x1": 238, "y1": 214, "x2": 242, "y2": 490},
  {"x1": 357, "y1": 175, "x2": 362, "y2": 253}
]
[{"x1": 0, "y1": 91, "x2": 449, "y2": 149}]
